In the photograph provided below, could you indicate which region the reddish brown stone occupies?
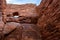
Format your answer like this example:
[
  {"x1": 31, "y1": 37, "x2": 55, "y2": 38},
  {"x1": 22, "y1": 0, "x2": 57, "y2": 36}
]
[
  {"x1": 4, "y1": 24, "x2": 41, "y2": 40},
  {"x1": 3, "y1": 4, "x2": 39, "y2": 24},
  {"x1": 3, "y1": 22, "x2": 21, "y2": 34},
  {"x1": 37, "y1": 0, "x2": 60, "y2": 40},
  {"x1": 1, "y1": 0, "x2": 60, "y2": 40},
  {"x1": 4, "y1": 4, "x2": 38, "y2": 17}
]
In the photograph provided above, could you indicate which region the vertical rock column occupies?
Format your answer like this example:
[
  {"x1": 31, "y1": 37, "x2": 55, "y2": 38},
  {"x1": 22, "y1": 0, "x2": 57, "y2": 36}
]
[{"x1": 0, "y1": 0, "x2": 6, "y2": 40}]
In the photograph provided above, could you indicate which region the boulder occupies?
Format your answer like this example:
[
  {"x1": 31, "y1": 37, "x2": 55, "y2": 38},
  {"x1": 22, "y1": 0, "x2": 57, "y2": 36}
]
[{"x1": 3, "y1": 22, "x2": 21, "y2": 34}]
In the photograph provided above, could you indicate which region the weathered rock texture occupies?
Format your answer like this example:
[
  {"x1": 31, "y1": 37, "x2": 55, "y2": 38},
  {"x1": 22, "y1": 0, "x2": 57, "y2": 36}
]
[
  {"x1": 0, "y1": 0, "x2": 60, "y2": 40},
  {"x1": 3, "y1": 4, "x2": 39, "y2": 24},
  {"x1": 37, "y1": 0, "x2": 60, "y2": 40},
  {"x1": 0, "y1": 0, "x2": 6, "y2": 40},
  {"x1": 4, "y1": 24, "x2": 41, "y2": 40},
  {"x1": 0, "y1": 3, "x2": 40, "y2": 40},
  {"x1": 5, "y1": 4, "x2": 38, "y2": 17}
]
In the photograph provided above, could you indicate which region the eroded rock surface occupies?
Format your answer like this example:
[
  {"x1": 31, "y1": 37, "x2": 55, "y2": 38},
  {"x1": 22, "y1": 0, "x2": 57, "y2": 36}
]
[
  {"x1": 37, "y1": 0, "x2": 60, "y2": 40},
  {"x1": 4, "y1": 24, "x2": 41, "y2": 40},
  {"x1": 3, "y1": 22, "x2": 21, "y2": 34},
  {"x1": 0, "y1": 0, "x2": 60, "y2": 40}
]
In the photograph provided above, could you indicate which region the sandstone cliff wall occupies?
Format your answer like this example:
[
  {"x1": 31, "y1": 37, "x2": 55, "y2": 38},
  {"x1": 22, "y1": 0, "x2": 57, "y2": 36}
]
[
  {"x1": 37, "y1": 0, "x2": 60, "y2": 40},
  {"x1": 5, "y1": 4, "x2": 38, "y2": 17}
]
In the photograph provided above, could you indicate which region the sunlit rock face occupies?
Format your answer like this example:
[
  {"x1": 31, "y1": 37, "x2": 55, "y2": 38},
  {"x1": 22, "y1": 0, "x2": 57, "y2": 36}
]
[
  {"x1": 3, "y1": 4, "x2": 39, "y2": 24},
  {"x1": 5, "y1": 4, "x2": 38, "y2": 17},
  {"x1": 37, "y1": 0, "x2": 60, "y2": 40}
]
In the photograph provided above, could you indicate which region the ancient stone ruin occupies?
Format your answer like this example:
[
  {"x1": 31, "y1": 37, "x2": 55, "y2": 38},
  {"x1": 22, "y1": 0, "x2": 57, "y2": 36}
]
[{"x1": 0, "y1": 0, "x2": 60, "y2": 40}]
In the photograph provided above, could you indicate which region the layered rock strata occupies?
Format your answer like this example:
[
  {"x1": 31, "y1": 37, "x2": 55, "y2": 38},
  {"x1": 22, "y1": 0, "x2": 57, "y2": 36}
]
[{"x1": 37, "y1": 0, "x2": 60, "y2": 40}]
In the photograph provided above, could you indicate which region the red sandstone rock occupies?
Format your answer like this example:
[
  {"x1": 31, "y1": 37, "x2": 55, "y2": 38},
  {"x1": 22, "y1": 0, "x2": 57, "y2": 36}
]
[
  {"x1": 1, "y1": 0, "x2": 60, "y2": 40},
  {"x1": 4, "y1": 23, "x2": 23, "y2": 40},
  {"x1": 37, "y1": 0, "x2": 60, "y2": 40},
  {"x1": 0, "y1": 21, "x2": 4, "y2": 33},
  {"x1": 5, "y1": 24, "x2": 41, "y2": 40},
  {"x1": 5, "y1": 4, "x2": 38, "y2": 17},
  {"x1": 3, "y1": 4, "x2": 39, "y2": 24},
  {"x1": 3, "y1": 22, "x2": 21, "y2": 34}
]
